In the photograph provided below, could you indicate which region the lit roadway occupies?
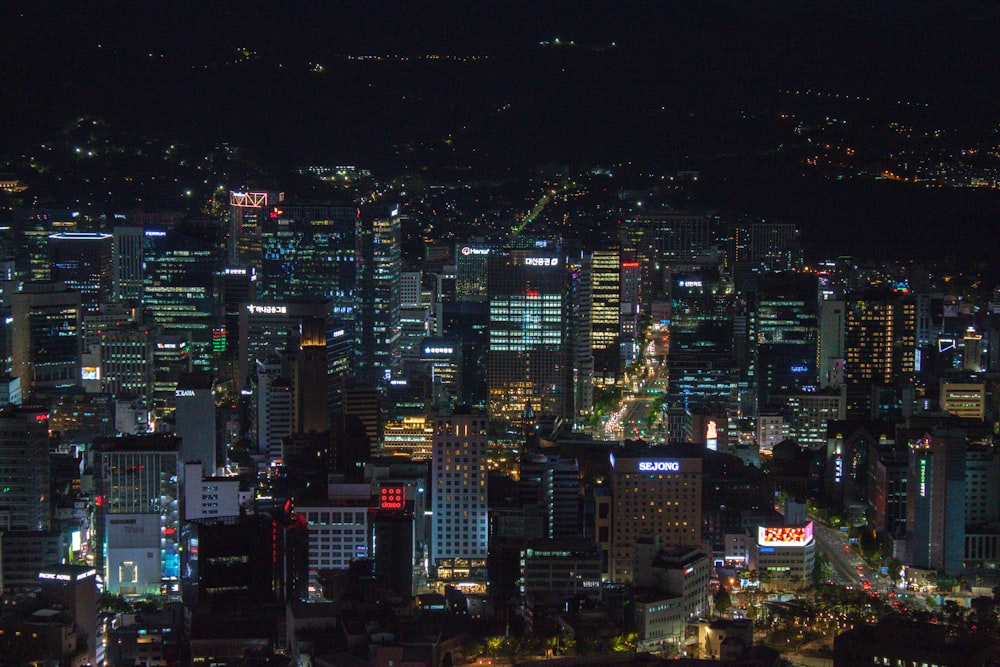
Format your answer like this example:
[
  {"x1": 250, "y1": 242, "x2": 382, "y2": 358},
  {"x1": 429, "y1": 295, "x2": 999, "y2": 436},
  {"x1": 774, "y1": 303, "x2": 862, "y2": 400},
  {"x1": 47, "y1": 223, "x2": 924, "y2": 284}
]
[
  {"x1": 509, "y1": 178, "x2": 577, "y2": 238},
  {"x1": 603, "y1": 335, "x2": 667, "y2": 441}
]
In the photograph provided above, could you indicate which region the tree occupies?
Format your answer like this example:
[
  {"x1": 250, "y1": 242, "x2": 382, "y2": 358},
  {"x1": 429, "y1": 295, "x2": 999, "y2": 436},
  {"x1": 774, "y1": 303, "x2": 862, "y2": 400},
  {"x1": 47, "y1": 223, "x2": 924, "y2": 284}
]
[
  {"x1": 98, "y1": 592, "x2": 132, "y2": 614},
  {"x1": 886, "y1": 557, "x2": 903, "y2": 583},
  {"x1": 714, "y1": 587, "x2": 732, "y2": 616},
  {"x1": 610, "y1": 633, "x2": 637, "y2": 652},
  {"x1": 486, "y1": 635, "x2": 505, "y2": 659}
]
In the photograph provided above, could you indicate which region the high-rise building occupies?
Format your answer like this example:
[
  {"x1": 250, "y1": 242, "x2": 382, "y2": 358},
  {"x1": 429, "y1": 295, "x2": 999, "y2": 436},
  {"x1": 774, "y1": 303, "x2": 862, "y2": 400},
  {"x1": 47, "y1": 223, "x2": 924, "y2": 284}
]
[
  {"x1": 255, "y1": 360, "x2": 293, "y2": 462},
  {"x1": 0, "y1": 405, "x2": 52, "y2": 531},
  {"x1": 589, "y1": 249, "x2": 621, "y2": 385},
  {"x1": 355, "y1": 204, "x2": 401, "y2": 386},
  {"x1": 98, "y1": 322, "x2": 155, "y2": 404},
  {"x1": 142, "y1": 227, "x2": 217, "y2": 373},
  {"x1": 754, "y1": 272, "x2": 818, "y2": 405},
  {"x1": 844, "y1": 292, "x2": 916, "y2": 419},
  {"x1": 174, "y1": 373, "x2": 217, "y2": 476},
  {"x1": 455, "y1": 242, "x2": 490, "y2": 303},
  {"x1": 112, "y1": 225, "x2": 144, "y2": 304},
  {"x1": 48, "y1": 232, "x2": 113, "y2": 314},
  {"x1": 609, "y1": 446, "x2": 703, "y2": 583},
  {"x1": 11, "y1": 282, "x2": 82, "y2": 396},
  {"x1": 258, "y1": 203, "x2": 356, "y2": 307},
  {"x1": 487, "y1": 245, "x2": 570, "y2": 433},
  {"x1": 939, "y1": 381, "x2": 985, "y2": 420},
  {"x1": 907, "y1": 428, "x2": 966, "y2": 576},
  {"x1": 228, "y1": 190, "x2": 283, "y2": 267},
  {"x1": 93, "y1": 435, "x2": 180, "y2": 596},
  {"x1": 431, "y1": 410, "x2": 488, "y2": 578},
  {"x1": 519, "y1": 454, "x2": 580, "y2": 539},
  {"x1": 817, "y1": 300, "x2": 846, "y2": 388}
]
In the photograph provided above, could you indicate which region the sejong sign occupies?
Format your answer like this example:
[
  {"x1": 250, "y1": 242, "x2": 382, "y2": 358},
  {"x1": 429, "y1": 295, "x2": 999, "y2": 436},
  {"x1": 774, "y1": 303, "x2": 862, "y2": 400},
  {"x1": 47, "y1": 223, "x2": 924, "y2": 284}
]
[{"x1": 638, "y1": 460, "x2": 680, "y2": 472}]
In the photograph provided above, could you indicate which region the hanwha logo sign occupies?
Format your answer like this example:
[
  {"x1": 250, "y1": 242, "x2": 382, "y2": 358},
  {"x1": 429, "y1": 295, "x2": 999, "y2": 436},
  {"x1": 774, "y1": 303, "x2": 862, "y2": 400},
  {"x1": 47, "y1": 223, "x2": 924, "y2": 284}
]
[{"x1": 461, "y1": 247, "x2": 489, "y2": 256}]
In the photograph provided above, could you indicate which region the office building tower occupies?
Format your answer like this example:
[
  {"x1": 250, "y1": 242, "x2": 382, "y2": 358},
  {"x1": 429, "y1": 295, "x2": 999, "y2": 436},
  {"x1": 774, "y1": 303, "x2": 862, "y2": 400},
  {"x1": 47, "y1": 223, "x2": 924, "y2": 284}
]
[
  {"x1": 180, "y1": 511, "x2": 307, "y2": 607},
  {"x1": 0, "y1": 405, "x2": 52, "y2": 531},
  {"x1": 621, "y1": 213, "x2": 715, "y2": 297},
  {"x1": 749, "y1": 222, "x2": 801, "y2": 272},
  {"x1": 963, "y1": 327, "x2": 984, "y2": 372},
  {"x1": 341, "y1": 382, "x2": 380, "y2": 462},
  {"x1": 818, "y1": 300, "x2": 846, "y2": 388},
  {"x1": 215, "y1": 266, "x2": 256, "y2": 381},
  {"x1": 370, "y1": 482, "x2": 416, "y2": 599},
  {"x1": 588, "y1": 249, "x2": 621, "y2": 385},
  {"x1": 939, "y1": 381, "x2": 985, "y2": 420},
  {"x1": 48, "y1": 231, "x2": 113, "y2": 314},
  {"x1": 256, "y1": 361, "x2": 293, "y2": 462},
  {"x1": 93, "y1": 435, "x2": 180, "y2": 596},
  {"x1": 258, "y1": 203, "x2": 357, "y2": 306},
  {"x1": 620, "y1": 259, "x2": 642, "y2": 363},
  {"x1": 869, "y1": 440, "x2": 909, "y2": 542},
  {"x1": 174, "y1": 373, "x2": 217, "y2": 476},
  {"x1": 112, "y1": 225, "x2": 144, "y2": 304},
  {"x1": 609, "y1": 446, "x2": 703, "y2": 583},
  {"x1": 431, "y1": 410, "x2": 488, "y2": 578},
  {"x1": 487, "y1": 246, "x2": 570, "y2": 433},
  {"x1": 455, "y1": 242, "x2": 490, "y2": 303},
  {"x1": 519, "y1": 454, "x2": 580, "y2": 539},
  {"x1": 772, "y1": 388, "x2": 845, "y2": 449},
  {"x1": 326, "y1": 325, "x2": 353, "y2": 419},
  {"x1": 355, "y1": 204, "x2": 401, "y2": 385},
  {"x1": 11, "y1": 282, "x2": 82, "y2": 396},
  {"x1": 966, "y1": 443, "x2": 1000, "y2": 528},
  {"x1": 294, "y1": 317, "x2": 331, "y2": 434},
  {"x1": 299, "y1": 484, "x2": 372, "y2": 571},
  {"x1": 36, "y1": 564, "x2": 99, "y2": 667},
  {"x1": 754, "y1": 272, "x2": 818, "y2": 405},
  {"x1": 151, "y1": 333, "x2": 192, "y2": 421},
  {"x1": 844, "y1": 292, "x2": 916, "y2": 419},
  {"x1": 236, "y1": 299, "x2": 334, "y2": 388},
  {"x1": 142, "y1": 227, "x2": 217, "y2": 372},
  {"x1": 228, "y1": 190, "x2": 283, "y2": 267},
  {"x1": 98, "y1": 322, "x2": 155, "y2": 403},
  {"x1": 568, "y1": 256, "x2": 594, "y2": 422},
  {"x1": 3, "y1": 208, "x2": 78, "y2": 282},
  {"x1": 907, "y1": 428, "x2": 966, "y2": 575},
  {"x1": 416, "y1": 338, "x2": 463, "y2": 407}
]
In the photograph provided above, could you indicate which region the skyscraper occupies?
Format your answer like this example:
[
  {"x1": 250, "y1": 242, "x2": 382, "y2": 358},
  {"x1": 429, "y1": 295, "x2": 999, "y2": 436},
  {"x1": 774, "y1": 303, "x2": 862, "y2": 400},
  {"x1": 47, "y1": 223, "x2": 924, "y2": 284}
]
[
  {"x1": 487, "y1": 245, "x2": 570, "y2": 433},
  {"x1": 11, "y1": 282, "x2": 82, "y2": 396},
  {"x1": 0, "y1": 405, "x2": 52, "y2": 531},
  {"x1": 844, "y1": 291, "x2": 916, "y2": 419},
  {"x1": 589, "y1": 249, "x2": 621, "y2": 385},
  {"x1": 609, "y1": 445, "x2": 703, "y2": 583},
  {"x1": 754, "y1": 271, "x2": 819, "y2": 405},
  {"x1": 355, "y1": 204, "x2": 401, "y2": 386},
  {"x1": 228, "y1": 190, "x2": 283, "y2": 267},
  {"x1": 112, "y1": 225, "x2": 144, "y2": 305},
  {"x1": 431, "y1": 410, "x2": 488, "y2": 580},
  {"x1": 47, "y1": 232, "x2": 113, "y2": 314},
  {"x1": 907, "y1": 428, "x2": 966, "y2": 576}
]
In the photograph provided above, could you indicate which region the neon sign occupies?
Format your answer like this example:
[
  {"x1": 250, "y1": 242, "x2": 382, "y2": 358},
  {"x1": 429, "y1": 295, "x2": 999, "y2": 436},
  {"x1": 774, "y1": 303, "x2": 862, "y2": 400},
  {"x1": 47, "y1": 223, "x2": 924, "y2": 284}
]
[
  {"x1": 461, "y1": 247, "x2": 490, "y2": 256},
  {"x1": 246, "y1": 304, "x2": 287, "y2": 315},
  {"x1": 380, "y1": 486, "x2": 406, "y2": 510},
  {"x1": 638, "y1": 460, "x2": 680, "y2": 472},
  {"x1": 525, "y1": 257, "x2": 559, "y2": 267},
  {"x1": 175, "y1": 389, "x2": 196, "y2": 397}
]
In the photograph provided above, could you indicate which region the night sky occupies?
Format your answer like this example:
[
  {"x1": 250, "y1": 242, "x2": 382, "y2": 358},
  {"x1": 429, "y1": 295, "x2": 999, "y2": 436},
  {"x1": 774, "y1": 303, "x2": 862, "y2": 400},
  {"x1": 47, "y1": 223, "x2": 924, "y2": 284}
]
[{"x1": 4, "y1": 2, "x2": 1000, "y2": 262}]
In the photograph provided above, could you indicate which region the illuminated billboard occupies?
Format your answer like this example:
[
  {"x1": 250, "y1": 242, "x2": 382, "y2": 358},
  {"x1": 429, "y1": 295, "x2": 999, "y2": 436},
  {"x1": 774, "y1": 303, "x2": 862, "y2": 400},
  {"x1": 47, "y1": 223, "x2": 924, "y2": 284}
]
[
  {"x1": 379, "y1": 485, "x2": 406, "y2": 510},
  {"x1": 758, "y1": 522, "x2": 813, "y2": 546}
]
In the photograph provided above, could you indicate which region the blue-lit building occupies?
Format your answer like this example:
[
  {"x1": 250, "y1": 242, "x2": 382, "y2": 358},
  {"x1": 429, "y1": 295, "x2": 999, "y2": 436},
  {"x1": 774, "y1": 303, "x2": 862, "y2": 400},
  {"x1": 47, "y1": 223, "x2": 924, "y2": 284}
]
[{"x1": 142, "y1": 228, "x2": 219, "y2": 373}]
